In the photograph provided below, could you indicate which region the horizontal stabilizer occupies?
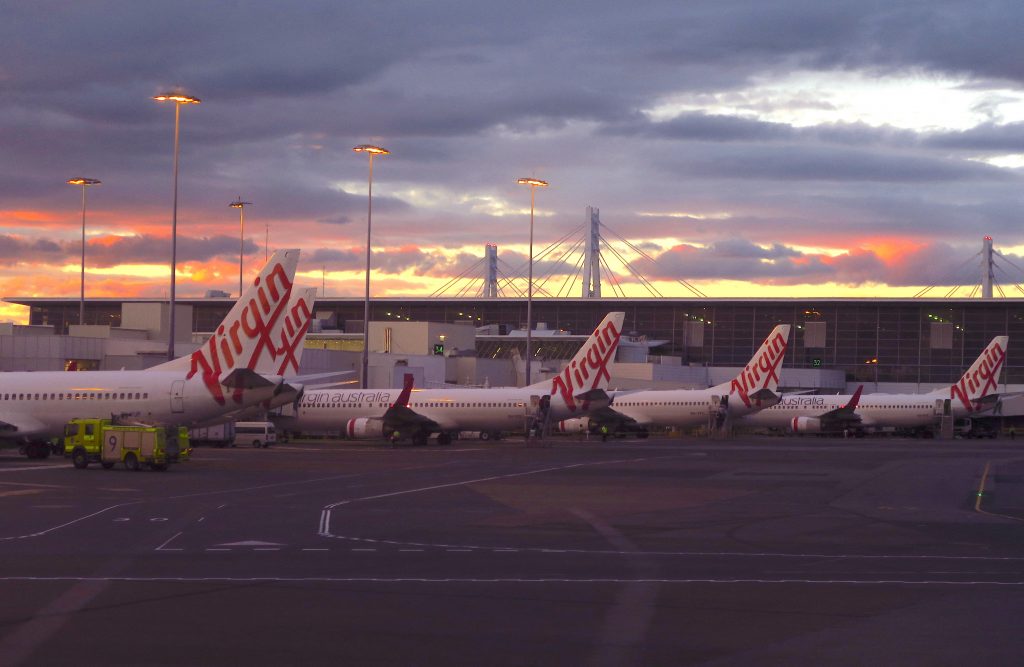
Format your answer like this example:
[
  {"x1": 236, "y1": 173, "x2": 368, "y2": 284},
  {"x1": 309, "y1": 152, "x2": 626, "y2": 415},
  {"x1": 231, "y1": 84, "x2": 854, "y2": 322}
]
[
  {"x1": 973, "y1": 393, "x2": 1001, "y2": 407},
  {"x1": 574, "y1": 388, "x2": 611, "y2": 408},
  {"x1": 220, "y1": 368, "x2": 279, "y2": 389},
  {"x1": 748, "y1": 387, "x2": 780, "y2": 403},
  {"x1": 275, "y1": 382, "x2": 302, "y2": 397}
]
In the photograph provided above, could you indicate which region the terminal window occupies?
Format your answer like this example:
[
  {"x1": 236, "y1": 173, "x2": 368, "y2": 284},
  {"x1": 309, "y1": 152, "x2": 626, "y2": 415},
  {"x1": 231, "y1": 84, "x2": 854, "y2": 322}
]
[
  {"x1": 930, "y1": 322, "x2": 954, "y2": 349},
  {"x1": 803, "y1": 321, "x2": 826, "y2": 348},
  {"x1": 683, "y1": 321, "x2": 704, "y2": 347}
]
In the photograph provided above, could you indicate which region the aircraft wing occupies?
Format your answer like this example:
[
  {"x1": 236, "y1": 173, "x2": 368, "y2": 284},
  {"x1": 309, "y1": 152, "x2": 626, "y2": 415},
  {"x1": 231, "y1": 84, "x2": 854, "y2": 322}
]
[
  {"x1": 380, "y1": 374, "x2": 440, "y2": 434},
  {"x1": 973, "y1": 391, "x2": 1024, "y2": 415},
  {"x1": 587, "y1": 405, "x2": 644, "y2": 431},
  {"x1": 581, "y1": 393, "x2": 647, "y2": 433},
  {"x1": 811, "y1": 385, "x2": 864, "y2": 428},
  {"x1": 0, "y1": 410, "x2": 47, "y2": 437}
]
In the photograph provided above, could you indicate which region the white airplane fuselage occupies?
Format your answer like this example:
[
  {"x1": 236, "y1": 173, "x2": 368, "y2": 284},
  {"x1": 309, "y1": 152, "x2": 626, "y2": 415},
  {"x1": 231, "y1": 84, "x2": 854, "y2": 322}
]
[
  {"x1": 297, "y1": 385, "x2": 582, "y2": 433},
  {"x1": 0, "y1": 370, "x2": 283, "y2": 440},
  {"x1": 602, "y1": 386, "x2": 775, "y2": 428},
  {"x1": 293, "y1": 312, "x2": 626, "y2": 438},
  {"x1": 742, "y1": 392, "x2": 944, "y2": 430}
]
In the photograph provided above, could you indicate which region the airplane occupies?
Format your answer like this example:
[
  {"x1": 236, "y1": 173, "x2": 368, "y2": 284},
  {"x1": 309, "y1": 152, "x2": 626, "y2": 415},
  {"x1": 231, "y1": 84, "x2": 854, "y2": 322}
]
[
  {"x1": 556, "y1": 324, "x2": 791, "y2": 437},
  {"x1": 218, "y1": 286, "x2": 334, "y2": 421},
  {"x1": 199, "y1": 287, "x2": 362, "y2": 433},
  {"x1": 739, "y1": 335, "x2": 1008, "y2": 435},
  {"x1": 1, "y1": 249, "x2": 303, "y2": 458},
  {"x1": 292, "y1": 311, "x2": 626, "y2": 445}
]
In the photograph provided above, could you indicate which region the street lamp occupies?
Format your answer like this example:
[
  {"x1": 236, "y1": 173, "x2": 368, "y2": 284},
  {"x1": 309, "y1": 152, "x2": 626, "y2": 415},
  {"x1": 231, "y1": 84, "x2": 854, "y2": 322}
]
[
  {"x1": 66, "y1": 177, "x2": 101, "y2": 327},
  {"x1": 353, "y1": 144, "x2": 390, "y2": 389},
  {"x1": 516, "y1": 177, "x2": 549, "y2": 386},
  {"x1": 229, "y1": 197, "x2": 252, "y2": 297},
  {"x1": 153, "y1": 91, "x2": 201, "y2": 360}
]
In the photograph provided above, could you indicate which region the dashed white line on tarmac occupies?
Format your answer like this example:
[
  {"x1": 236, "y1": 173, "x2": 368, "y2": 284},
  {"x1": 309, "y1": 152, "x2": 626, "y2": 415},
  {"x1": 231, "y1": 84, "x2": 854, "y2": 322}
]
[{"x1": 0, "y1": 575, "x2": 1021, "y2": 587}]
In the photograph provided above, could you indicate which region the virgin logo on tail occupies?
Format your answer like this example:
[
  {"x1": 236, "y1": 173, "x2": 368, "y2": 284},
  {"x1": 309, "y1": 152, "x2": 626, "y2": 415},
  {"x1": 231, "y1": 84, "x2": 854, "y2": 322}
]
[
  {"x1": 187, "y1": 259, "x2": 294, "y2": 405},
  {"x1": 550, "y1": 312, "x2": 624, "y2": 413},
  {"x1": 950, "y1": 337, "x2": 1007, "y2": 412},
  {"x1": 729, "y1": 325, "x2": 790, "y2": 408},
  {"x1": 272, "y1": 288, "x2": 315, "y2": 376}
]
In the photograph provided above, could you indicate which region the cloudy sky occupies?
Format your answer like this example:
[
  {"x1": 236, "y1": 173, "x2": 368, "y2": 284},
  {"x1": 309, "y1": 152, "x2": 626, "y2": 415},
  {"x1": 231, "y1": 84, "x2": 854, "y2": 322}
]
[{"x1": 3, "y1": 0, "x2": 1024, "y2": 322}]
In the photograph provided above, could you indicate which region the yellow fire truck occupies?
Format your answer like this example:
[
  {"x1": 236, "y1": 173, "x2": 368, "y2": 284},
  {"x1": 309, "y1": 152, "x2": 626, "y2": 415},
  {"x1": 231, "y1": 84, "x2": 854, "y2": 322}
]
[{"x1": 64, "y1": 418, "x2": 180, "y2": 471}]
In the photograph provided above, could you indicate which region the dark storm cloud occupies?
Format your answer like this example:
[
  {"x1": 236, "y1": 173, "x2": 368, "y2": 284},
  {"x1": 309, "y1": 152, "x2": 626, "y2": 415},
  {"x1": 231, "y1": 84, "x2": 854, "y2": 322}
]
[
  {"x1": 640, "y1": 238, "x2": 1021, "y2": 289},
  {"x1": 659, "y1": 143, "x2": 1008, "y2": 183},
  {"x1": 308, "y1": 246, "x2": 480, "y2": 278},
  {"x1": 607, "y1": 113, "x2": 797, "y2": 142},
  {"x1": 87, "y1": 235, "x2": 258, "y2": 267},
  {"x1": 643, "y1": 1, "x2": 1024, "y2": 85},
  {"x1": 4, "y1": 0, "x2": 1024, "y2": 296},
  {"x1": 0, "y1": 233, "x2": 253, "y2": 267},
  {"x1": 924, "y1": 122, "x2": 1024, "y2": 151},
  {"x1": 0, "y1": 236, "x2": 65, "y2": 261}
]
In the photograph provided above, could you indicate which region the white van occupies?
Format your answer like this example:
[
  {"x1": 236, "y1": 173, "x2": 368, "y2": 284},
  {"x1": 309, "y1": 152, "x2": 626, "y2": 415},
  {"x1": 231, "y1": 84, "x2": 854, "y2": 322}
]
[{"x1": 233, "y1": 421, "x2": 277, "y2": 448}]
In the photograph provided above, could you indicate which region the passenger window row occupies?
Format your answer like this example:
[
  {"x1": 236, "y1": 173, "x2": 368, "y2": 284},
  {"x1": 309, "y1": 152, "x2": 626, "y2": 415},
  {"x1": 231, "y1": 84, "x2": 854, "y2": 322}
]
[
  {"x1": 301, "y1": 400, "x2": 528, "y2": 409},
  {"x1": 620, "y1": 401, "x2": 700, "y2": 407},
  {"x1": 1, "y1": 392, "x2": 148, "y2": 401}
]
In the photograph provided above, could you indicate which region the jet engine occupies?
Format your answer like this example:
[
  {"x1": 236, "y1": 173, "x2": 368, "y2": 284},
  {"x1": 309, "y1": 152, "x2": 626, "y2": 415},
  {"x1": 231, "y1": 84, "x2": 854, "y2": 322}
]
[
  {"x1": 556, "y1": 417, "x2": 591, "y2": 434},
  {"x1": 790, "y1": 416, "x2": 823, "y2": 433},
  {"x1": 345, "y1": 418, "x2": 387, "y2": 439}
]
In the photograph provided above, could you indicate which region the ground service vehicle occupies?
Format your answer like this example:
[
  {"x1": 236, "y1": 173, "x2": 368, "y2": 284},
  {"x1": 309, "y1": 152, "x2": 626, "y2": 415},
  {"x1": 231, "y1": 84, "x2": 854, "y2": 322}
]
[
  {"x1": 234, "y1": 421, "x2": 277, "y2": 448},
  {"x1": 189, "y1": 422, "x2": 236, "y2": 447},
  {"x1": 64, "y1": 418, "x2": 178, "y2": 471}
]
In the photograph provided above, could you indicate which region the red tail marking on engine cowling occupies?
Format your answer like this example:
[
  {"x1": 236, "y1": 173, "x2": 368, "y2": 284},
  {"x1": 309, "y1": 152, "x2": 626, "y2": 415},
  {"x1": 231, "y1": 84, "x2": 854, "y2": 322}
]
[
  {"x1": 950, "y1": 340, "x2": 1006, "y2": 412},
  {"x1": 186, "y1": 261, "x2": 293, "y2": 404},
  {"x1": 729, "y1": 329, "x2": 788, "y2": 408},
  {"x1": 551, "y1": 319, "x2": 622, "y2": 413}
]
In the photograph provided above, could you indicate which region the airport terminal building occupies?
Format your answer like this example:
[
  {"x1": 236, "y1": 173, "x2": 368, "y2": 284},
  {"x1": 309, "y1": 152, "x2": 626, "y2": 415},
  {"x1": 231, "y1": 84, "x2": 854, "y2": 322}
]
[{"x1": 9, "y1": 296, "x2": 1024, "y2": 390}]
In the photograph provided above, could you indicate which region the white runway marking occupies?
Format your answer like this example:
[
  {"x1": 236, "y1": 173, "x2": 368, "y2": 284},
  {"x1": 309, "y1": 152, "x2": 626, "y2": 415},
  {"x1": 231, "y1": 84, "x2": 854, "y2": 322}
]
[
  {"x1": 317, "y1": 453, "x2": 1024, "y2": 564},
  {"x1": 322, "y1": 456, "x2": 654, "y2": 511},
  {"x1": 0, "y1": 502, "x2": 139, "y2": 542},
  {"x1": 155, "y1": 532, "x2": 183, "y2": 551},
  {"x1": 0, "y1": 465, "x2": 62, "y2": 473},
  {"x1": 0, "y1": 575, "x2": 1021, "y2": 587}
]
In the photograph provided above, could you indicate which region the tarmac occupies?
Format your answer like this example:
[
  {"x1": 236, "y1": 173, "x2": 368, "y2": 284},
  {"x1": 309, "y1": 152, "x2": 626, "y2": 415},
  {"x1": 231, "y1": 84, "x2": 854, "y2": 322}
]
[{"x1": 1, "y1": 434, "x2": 1023, "y2": 666}]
